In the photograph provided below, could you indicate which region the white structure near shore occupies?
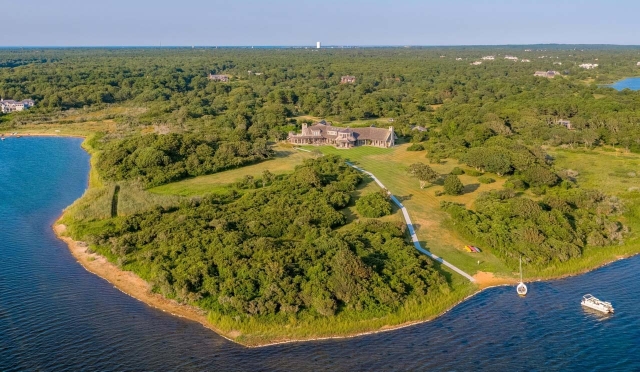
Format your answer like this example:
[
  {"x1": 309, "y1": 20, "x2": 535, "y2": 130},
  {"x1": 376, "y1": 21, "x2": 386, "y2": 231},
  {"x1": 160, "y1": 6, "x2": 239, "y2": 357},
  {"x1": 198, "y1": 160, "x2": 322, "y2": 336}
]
[{"x1": 1, "y1": 98, "x2": 35, "y2": 113}]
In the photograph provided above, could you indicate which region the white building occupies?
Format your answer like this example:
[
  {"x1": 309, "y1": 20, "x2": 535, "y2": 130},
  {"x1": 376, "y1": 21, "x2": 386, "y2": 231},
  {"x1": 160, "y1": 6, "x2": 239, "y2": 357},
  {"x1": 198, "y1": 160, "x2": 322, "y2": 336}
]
[
  {"x1": 521, "y1": 59, "x2": 531, "y2": 63},
  {"x1": 505, "y1": 55, "x2": 518, "y2": 61},
  {"x1": 316, "y1": 41, "x2": 321, "y2": 49},
  {"x1": 0, "y1": 98, "x2": 35, "y2": 113},
  {"x1": 481, "y1": 56, "x2": 495, "y2": 60},
  {"x1": 471, "y1": 61, "x2": 482, "y2": 65},
  {"x1": 579, "y1": 63, "x2": 598, "y2": 69},
  {"x1": 637, "y1": 62, "x2": 640, "y2": 66}
]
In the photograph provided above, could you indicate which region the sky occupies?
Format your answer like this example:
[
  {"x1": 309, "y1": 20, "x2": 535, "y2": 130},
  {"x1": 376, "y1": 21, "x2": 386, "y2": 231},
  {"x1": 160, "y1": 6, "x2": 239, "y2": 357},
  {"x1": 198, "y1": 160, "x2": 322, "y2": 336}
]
[{"x1": 4, "y1": 0, "x2": 640, "y2": 46}]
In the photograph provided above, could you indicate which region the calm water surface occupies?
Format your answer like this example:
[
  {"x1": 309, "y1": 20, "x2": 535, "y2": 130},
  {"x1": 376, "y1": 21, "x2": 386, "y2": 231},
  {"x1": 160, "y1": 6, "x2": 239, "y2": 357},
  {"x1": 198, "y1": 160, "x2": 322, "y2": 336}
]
[
  {"x1": 609, "y1": 77, "x2": 640, "y2": 91},
  {"x1": 1, "y1": 137, "x2": 639, "y2": 371}
]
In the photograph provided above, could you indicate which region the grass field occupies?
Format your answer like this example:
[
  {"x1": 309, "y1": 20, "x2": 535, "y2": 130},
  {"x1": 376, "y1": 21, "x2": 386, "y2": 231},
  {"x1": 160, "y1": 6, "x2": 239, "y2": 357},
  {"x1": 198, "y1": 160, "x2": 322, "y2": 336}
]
[
  {"x1": 301, "y1": 144, "x2": 513, "y2": 277},
  {"x1": 150, "y1": 146, "x2": 314, "y2": 196}
]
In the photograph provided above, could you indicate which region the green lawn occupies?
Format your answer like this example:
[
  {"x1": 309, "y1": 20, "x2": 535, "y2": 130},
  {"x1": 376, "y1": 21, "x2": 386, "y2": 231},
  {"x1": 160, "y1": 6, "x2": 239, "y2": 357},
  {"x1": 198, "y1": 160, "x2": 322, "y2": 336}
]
[{"x1": 149, "y1": 146, "x2": 314, "y2": 196}]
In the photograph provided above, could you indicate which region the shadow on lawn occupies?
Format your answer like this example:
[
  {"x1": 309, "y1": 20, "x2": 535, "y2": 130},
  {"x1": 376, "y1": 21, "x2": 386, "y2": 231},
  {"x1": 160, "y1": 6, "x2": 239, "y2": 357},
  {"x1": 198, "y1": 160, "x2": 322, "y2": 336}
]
[{"x1": 463, "y1": 183, "x2": 480, "y2": 194}]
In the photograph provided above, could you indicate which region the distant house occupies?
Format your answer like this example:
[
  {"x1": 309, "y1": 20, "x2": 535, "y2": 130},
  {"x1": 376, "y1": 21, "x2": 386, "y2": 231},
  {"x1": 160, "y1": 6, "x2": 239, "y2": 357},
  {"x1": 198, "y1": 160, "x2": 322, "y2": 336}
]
[
  {"x1": 471, "y1": 61, "x2": 482, "y2": 66},
  {"x1": 340, "y1": 76, "x2": 356, "y2": 84},
  {"x1": 0, "y1": 98, "x2": 35, "y2": 113},
  {"x1": 637, "y1": 62, "x2": 640, "y2": 66},
  {"x1": 288, "y1": 120, "x2": 396, "y2": 148},
  {"x1": 521, "y1": 59, "x2": 531, "y2": 63},
  {"x1": 504, "y1": 55, "x2": 518, "y2": 61},
  {"x1": 456, "y1": 57, "x2": 463, "y2": 61},
  {"x1": 557, "y1": 119, "x2": 572, "y2": 129},
  {"x1": 579, "y1": 63, "x2": 598, "y2": 69},
  {"x1": 209, "y1": 74, "x2": 230, "y2": 82},
  {"x1": 481, "y1": 56, "x2": 495, "y2": 60},
  {"x1": 534, "y1": 71, "x2": 557, "y2": 78},
  {"x1": 553, "y1": 61, "x2": 562, "y2": 65}
]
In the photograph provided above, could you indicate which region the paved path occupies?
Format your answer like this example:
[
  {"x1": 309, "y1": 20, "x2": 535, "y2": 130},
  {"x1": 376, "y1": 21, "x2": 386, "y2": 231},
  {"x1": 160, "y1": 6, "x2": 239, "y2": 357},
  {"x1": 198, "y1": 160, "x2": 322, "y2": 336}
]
[{"x1": 346, "y1": 162, "x2": 476, "y2": 282}]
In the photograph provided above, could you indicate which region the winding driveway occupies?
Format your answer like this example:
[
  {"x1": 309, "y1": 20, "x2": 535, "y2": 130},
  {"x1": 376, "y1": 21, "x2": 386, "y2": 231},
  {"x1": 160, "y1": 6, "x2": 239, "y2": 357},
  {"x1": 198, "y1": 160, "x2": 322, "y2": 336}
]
[{"x1": 345, "y1": 162, "x2": 476, "y2": 283}]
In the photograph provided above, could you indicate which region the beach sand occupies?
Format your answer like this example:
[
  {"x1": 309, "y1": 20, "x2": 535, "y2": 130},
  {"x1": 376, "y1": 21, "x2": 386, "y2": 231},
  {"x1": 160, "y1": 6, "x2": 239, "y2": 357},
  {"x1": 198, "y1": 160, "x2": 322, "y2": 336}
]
[
  {"x1": 53, "y1": 223, "x2": 238, "y2": 342},
  {"x1": 473, "y1": 271, "x2": 518, "y2": 289}
]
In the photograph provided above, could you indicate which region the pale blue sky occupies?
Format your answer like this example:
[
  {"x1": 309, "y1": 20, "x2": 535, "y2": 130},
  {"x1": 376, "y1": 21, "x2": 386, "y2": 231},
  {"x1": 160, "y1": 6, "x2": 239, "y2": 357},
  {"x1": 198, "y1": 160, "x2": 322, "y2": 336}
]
[{"x1": 5, "y1": 0, "x2": 640, "y2": 46}]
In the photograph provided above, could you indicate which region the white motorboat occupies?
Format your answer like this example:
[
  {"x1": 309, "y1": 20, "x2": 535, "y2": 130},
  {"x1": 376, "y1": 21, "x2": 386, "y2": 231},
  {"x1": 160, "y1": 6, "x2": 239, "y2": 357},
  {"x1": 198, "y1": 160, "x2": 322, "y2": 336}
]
[
  {"x1": 516, "y1": 256, "x2": 527, "y2": 296},
  {"x1": 581, "y1": 294, "x2": 614, "y2": 314}
]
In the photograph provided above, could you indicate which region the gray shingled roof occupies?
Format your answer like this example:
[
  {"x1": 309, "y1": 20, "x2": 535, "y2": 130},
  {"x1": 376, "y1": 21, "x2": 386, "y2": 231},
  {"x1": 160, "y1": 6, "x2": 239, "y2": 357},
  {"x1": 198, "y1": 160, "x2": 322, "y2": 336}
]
[{"x1": 304, "y1": 123, "x2": 392, "y2": 142}]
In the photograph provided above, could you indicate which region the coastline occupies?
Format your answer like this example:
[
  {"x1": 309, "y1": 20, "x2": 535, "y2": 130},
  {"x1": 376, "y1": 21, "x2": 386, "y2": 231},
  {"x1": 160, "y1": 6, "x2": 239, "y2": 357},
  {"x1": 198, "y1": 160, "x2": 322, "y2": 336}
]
[
  {"x1": 39, "y1": 132, "x2": 639, "y2": 347},
  {"x1": 53, "y1": 220, "x2": 640, "y2": 348},
  {"x1": 53, "y1": 221, "x2": 480, "y2": 348},
  {"x1": 52, "y1": 223, "x2": 248, "y2": 345}
]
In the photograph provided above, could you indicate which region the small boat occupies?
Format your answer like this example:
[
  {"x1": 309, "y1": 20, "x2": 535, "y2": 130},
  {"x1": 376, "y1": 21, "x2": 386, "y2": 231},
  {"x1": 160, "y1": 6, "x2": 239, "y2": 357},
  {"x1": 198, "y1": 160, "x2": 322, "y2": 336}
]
[
  {"x1": 581, "y1": 294, "x2": 614, "y2": 314},
  {"x1": 516, "y1": 256, "x2": 527, "y2": 297},
  {"x1": 464, "y1": 245, "x2": 481, "y2": 253}
]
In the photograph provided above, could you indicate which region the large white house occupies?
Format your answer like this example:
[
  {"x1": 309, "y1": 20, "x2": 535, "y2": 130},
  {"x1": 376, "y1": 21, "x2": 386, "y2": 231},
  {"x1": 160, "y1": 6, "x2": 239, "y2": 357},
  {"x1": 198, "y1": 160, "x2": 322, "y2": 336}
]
[
  {"x1": 579, "y1": 63, "x2": 598, "y2": 69},
  {"x1": 0, "y1": 98, "x2": 35, "y2": 113}
]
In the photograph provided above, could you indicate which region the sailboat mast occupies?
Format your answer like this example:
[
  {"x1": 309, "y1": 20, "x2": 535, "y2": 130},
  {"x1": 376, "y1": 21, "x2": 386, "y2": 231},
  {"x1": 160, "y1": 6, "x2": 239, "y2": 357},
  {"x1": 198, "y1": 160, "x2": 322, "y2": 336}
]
[{"x1": 519, "y1": 256, "x2": 523, "y2": 282}]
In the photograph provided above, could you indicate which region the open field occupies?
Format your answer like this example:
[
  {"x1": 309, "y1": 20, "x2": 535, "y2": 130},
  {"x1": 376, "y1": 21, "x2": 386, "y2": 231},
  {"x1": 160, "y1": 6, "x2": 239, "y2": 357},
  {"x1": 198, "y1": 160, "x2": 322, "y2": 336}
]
[
  {"x1": 6, "y1": 120, "x2": 117, "y2": 137},
  {"x1": 150, "y1": 146, "x2": 314, "y2": 196},
  {"x1": 301, "y1": 144, "x2": 513, "y2": 277}
]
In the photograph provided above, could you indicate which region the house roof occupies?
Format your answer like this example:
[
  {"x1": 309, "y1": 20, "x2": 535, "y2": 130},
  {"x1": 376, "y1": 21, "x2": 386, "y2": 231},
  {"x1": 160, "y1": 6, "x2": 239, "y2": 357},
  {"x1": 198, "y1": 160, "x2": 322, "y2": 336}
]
[{"x1": 298, "y1": 122, "x2": 393, "y2": 142}]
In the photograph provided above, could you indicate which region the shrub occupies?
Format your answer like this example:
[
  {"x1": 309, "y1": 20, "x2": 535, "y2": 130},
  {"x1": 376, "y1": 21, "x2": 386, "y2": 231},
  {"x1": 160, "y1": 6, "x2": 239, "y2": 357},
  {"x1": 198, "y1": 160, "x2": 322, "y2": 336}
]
[
  {"x1": 478, "y1": 176, "x2": 495, "y2": 184},
  {"x1": 522, "y1": 165, "x2": 560, "y2": 187},
  {"x1": 435, "y1": 190, "x2": 445, "y2": 197},
  {"x1": 407, "y1": 143, "x2": 425, "y2": 151},
  {"x1": 466, "y1": 169, "x2": 483, "y2": 177},
  {"x1": 356, "y1": 191, "x2": 393, "y2": 218},
  {"x1": 443, "y1": 175, "x2": 464, "y2": 195},
  {"x1": 450, "y1": 167, "x2": 464, "y2": 175},
  {"x1": 505, "y1": 178, "x2": 527, "y2": 191}
]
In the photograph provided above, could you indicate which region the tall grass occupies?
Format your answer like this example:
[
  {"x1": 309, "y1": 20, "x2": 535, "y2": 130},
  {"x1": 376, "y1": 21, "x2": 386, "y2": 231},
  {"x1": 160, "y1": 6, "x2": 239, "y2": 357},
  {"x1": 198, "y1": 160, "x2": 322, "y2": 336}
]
[{"x1": 117, "y1": 181, "x2": 183, "y2": 216}]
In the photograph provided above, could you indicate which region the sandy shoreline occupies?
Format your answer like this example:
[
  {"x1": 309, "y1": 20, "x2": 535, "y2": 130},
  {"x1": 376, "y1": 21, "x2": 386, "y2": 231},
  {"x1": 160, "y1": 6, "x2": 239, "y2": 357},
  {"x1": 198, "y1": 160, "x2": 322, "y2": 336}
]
[
  {"x1": 53, "y1": 223, "x2": 239, "y2": 344},
  {"x1": 53, "y1": 222, "x2": 640, "y2": 348}
]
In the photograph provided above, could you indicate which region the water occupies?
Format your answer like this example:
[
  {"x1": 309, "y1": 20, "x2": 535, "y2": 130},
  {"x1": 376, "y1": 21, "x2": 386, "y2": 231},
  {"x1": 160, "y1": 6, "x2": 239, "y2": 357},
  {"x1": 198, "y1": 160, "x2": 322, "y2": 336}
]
[
  {"x1": 609, "y1": 77, "x2": 640, "y2": 91},
  {"x1": 1, "y1": 137, "x2": 639, "y2": 371}
]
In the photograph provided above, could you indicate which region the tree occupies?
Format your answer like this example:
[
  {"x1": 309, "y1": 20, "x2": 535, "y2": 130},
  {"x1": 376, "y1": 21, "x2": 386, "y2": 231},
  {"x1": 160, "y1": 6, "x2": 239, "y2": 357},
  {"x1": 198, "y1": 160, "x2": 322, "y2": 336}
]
[
  {"x1": 356, "y1": 191, "x2": 392, "y2": 218},
  {"x1": 443, "y1": 175, "x2": 464, "y2": 195},
  {"x1": 262, "y1": 169, "x2": 275, "y2": 185},
  {"x1": 408, "y1": 163, "x2": 439, "y2": 189}
]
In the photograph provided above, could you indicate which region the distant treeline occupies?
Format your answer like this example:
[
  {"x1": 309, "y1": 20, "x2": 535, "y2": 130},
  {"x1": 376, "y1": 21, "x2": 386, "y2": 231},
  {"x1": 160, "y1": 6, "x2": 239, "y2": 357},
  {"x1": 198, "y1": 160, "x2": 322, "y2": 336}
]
[{"x1": 1, "y1": 47, "x2": 640, "y2": 154}]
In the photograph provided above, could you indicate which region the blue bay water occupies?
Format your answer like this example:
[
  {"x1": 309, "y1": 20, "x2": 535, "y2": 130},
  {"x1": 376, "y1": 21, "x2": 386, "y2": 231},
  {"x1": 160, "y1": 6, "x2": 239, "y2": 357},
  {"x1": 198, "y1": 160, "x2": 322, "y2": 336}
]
[
  {"x1": 1, "y1": 137, "x2": 639, "y2": 371},
  {"x1": 609, "y1": 77, "x2": 640, "y2": 91}
]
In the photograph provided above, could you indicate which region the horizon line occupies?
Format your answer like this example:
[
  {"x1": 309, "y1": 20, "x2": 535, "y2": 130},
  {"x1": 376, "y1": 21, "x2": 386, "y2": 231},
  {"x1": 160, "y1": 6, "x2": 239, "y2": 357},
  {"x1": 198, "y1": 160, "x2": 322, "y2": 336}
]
[{"x1": 2, "y1": 43, "x2": 640, "y2": 49}]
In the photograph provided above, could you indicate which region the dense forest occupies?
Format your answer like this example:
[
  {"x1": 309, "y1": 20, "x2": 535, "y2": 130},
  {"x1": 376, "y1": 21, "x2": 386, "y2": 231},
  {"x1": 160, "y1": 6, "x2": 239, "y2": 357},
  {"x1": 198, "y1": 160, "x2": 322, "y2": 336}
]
[{"x1": 2, "y1": 47, "x2": 640, "y2": 152}]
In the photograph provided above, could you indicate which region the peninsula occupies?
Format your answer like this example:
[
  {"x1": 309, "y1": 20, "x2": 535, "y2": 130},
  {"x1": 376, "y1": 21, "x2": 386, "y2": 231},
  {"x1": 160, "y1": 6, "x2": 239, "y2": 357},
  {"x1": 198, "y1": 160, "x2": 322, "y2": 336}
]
[{"x1": 2, "y1": 46, "x2": 640, "y2": 347}]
